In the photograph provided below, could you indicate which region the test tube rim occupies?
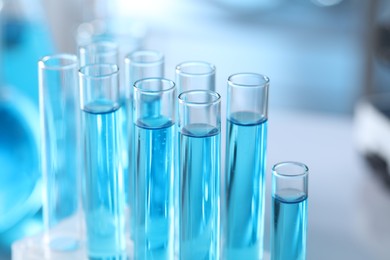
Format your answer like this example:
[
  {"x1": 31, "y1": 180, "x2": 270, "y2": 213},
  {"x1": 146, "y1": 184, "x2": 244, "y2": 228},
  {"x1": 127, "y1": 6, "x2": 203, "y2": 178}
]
[
  {"x1": 228, "y1": 72, "x2": 270, "y2": 88},
  {"x1": 133, "y1": 77, "x2": 175, "y2": 94},
  {"x1": 272, "y1": 161, "x2": 309, "y2": 178},
  {"x1": 79, "y1": 63, "x2": 119, "y2": 80},
  {"x1": 175, "y1": 61, "x2": 216, "y2": 77},
  {"x1": 178, "y1": 90, "x2": 221, "y2": 106},
  {"x1": 38, "y1": 54, "x2": 78, "y2": 71},
  {"x1": 79, "y1": 40, "x2": 119, "y2": 57},
  {"x1": 125, "y1": 49, "x2": 164, "y2": 66}
]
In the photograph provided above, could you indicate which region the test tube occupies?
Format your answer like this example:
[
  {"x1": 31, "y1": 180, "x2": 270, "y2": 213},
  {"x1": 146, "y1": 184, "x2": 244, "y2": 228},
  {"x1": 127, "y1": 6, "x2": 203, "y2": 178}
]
[
  {"x1": 38, "y1": 54, "x2": 81, "y2": 251},
  {"x1": 271, "y1": 162, "x2": 308, "y2": 260},
  {"x1": 175, "y1": 61, "x2": 216, "y2": 94},
  {"x1": 133, "y1": 78, "x2": 175, "y2": 259},
  {"x1": 78, "y1": 41, "x2": 119, "y2": 67},
  {"x1": 79, "y1": 64, "x2": 127, "y2": 258},
  {"x1": 125, "y1": 50, "x2": 164, "y2": 102},
  {"x1": 178, "y1": 90, "x2": 221, "y2": 260},
  {"x1": 223, "y1": 73, "x2": 270, "y2": 259},
  {"x1": 124, "y1": 50, "x2": 164, "y2": 243},
  {"x1": 79, "y1": 40, "x2": 131, "y2": 219}
]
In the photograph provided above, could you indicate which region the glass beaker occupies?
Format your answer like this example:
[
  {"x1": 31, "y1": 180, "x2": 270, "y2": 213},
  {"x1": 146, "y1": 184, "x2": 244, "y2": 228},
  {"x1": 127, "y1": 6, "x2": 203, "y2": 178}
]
[
  {"x1": 178, "y1": 90, "x2": 221, "y2": 260},
  {"x1": 79, "y1": 64, "x2": 127, "y2": 259},
  {"x1": 271, "y1": 162, "x2": 308, "y2": 260},
  {"x1": 38, "y1": 54, "x2": 81, "y2": 251},
  {"x1": 175, "y1": 61, "x2": 216, "y2": 94},
  {"x1": 133, "y1": 78, "x2": 175, "y2": 260},
  {"x1": 223, "y1": 73, "x2": 270, "y2": 260}
]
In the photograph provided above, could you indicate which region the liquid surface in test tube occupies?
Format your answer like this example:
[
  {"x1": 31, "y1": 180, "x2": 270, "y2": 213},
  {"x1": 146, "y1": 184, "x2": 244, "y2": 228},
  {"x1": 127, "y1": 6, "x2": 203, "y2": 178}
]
[
  {"x1": 225, "y1": 111, "x2": 267, "y2": 259},
  {"x1": 134, "y1": 116, "x2": 175, "y2": 260},
  {"x1": 179, "y1": 123, "x2": 220, "y2": 260},
  {"x1": 83, "y1": 100, "x2": 126, "y2": 258},
  {"x1": 271, "y1": 189, "x2": 307, "y2": 260}
]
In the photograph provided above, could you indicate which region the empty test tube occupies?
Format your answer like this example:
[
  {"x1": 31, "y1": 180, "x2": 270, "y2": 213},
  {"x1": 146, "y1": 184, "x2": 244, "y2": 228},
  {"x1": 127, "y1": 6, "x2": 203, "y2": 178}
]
[{"x1": 38, "y1": 54, "x2": 81, "y2": 251}]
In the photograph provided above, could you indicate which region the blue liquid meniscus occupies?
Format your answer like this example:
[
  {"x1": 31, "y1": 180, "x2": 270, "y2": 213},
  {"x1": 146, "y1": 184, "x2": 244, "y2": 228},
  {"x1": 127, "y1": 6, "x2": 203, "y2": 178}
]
[
  {"x1": 271, "y1": 189, "x2": 308, "y2": 260},
  {"x1": 179, "y1": 123, "x2": 220, "y2": 260},
  {"x1": 224, "y1": 111, "x2": 267, "y2": 259},
  {"x1": 134, "y1": 116, "x2": 175, "y2": 260},
  {"x1": 82, "y1": 101, "x2": 126, "y2": 259}
]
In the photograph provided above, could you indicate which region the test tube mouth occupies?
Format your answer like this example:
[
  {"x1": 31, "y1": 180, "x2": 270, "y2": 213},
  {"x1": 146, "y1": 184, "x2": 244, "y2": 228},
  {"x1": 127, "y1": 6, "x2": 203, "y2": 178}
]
[
  {"x1": 125, "y1": 50, "x2": 164, "y2": 66},
  {"x1": 134, "y1": 78, "x2": 175, "y2": 93},
  {"x1": 39, "y1": 54, "x2": 78, "y2": 70},
  {"x1": 178, "y1": 90, "x2": 221, "y2": 106},
  {"x1": 79, "y1": 64, "x2": 119, "y2": 79},
  {"x1": 79, "y1": 41, "x2": 118, "y2": 55},
  {"x1": 272, "y1": 161, "x2": 309, "y2": 178},
  {"x1": 176, "y1": 61, "x2": 216, "y2": 77},
  {"x1": 228, "y1": 72, "x2": 269, "y2": 88}
]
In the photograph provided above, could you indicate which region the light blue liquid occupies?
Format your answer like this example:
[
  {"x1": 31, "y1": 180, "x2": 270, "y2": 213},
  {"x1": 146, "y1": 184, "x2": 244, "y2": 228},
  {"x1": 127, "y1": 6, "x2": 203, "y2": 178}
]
[
  {"x1": 271, "y1": 189, "x2": 307, "y2": 260},
  {"x1": 224, "y1": 111, "x2": 267, "y2": 259},
  {"x1": 179, "y1": 123, "x2": 220, "y2": 260},
  {"x1": 134, "y1": 117, "x2": 175, "y2": 260},
  {"x1": 124, "y1": 98, "x2": 135, "y2": 242},
  {"x1": 119, "y1": 99, "x2": 130, "y2": 206},
  {"x1": 82, "y1": 101, "x2": 126, "y2": 259}
]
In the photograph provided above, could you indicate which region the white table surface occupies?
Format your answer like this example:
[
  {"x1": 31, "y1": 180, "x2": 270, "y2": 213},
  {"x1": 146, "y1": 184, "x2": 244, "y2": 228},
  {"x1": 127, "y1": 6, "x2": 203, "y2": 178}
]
[{"x1": 263, "y1": 109, "x2": 390, "y2": 260}]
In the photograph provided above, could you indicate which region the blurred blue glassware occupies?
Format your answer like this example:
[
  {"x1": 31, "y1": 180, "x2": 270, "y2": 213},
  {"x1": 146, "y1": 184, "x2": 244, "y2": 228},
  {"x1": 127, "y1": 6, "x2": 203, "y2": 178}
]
[
  {"x1": 0, "y1": 87, "x2": 41, "y2": 232},
  {"x1": 0, "y1": 0, "x2": 54, "y2": 256}
]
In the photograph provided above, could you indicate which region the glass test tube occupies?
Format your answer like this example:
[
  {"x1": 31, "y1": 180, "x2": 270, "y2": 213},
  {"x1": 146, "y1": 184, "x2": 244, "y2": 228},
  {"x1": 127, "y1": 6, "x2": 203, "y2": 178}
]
[
  {"x1": 175, "y1": 61, "x2": 216, "y2": 94},
  {"x1": 178, "y1": 90, "x2": 221, "y2": 260},
  {"x1": 124, "y1": 50, "x2": 164, "y2": 243},
  {"x1": 271, "y1": 162, "x2": 308, "y2": 260},
  {"x1": 223, "y1": 73, "x2": 270, "y2": 259},
  {"x1": 133, "y1": 78, "x2": 175, "y2": 259},
  {"x1": 79, "y1": 64, "x2": 126, "y2": 258},
  {"x1": 125, "y1": 50, "x2": 164, "y2": 99},
  {"x1": 79, "y1": 40, "x2": 132, "y2": 219},
  {"x1": 78, "y1": 41, "x2": 119, "y2": 67},
  {"x1": 38, "y1": 54, "x2": 81, "y2": 250}
]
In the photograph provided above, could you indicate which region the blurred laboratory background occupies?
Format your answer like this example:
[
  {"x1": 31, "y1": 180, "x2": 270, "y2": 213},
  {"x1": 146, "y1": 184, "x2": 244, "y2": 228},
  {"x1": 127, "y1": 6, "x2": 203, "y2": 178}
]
[{"x1": 1, "y1": 0, "x2": 390, "y2": 259}]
